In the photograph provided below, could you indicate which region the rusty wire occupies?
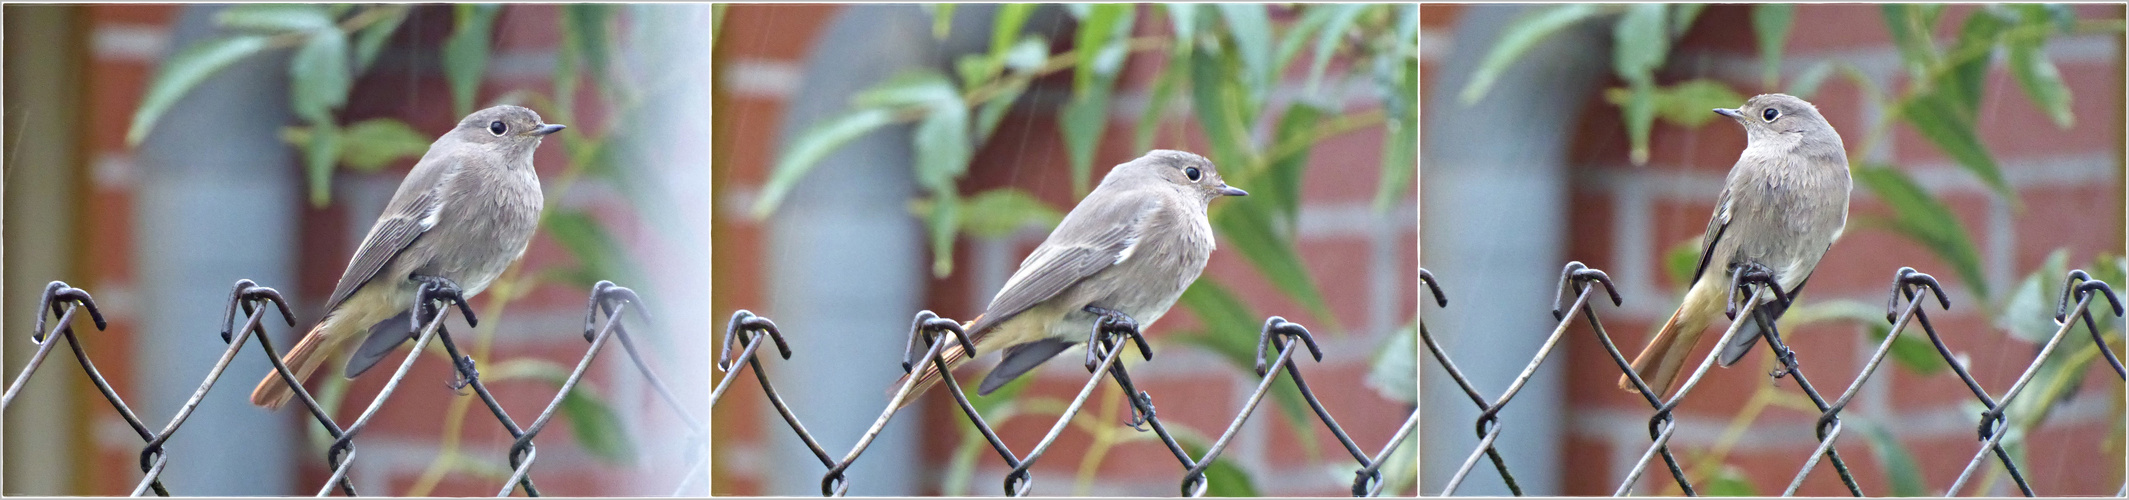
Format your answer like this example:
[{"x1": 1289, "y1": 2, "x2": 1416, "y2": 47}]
[
  {"x1": 0, "y1": 279, "x2": 701, "y2": 497},
  {"x1": 713, "y1": 308, "x2": 1418, "y2": 497},
  {"x1": 1421, "y1": 264, "x2": 2125, "y2": 497}
]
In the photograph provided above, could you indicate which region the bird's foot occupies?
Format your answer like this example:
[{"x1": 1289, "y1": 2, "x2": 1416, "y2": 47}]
[
  {"x1": 410, "y1": 275, "x2": 478, "y2": 327},
  {"x1": 449, "y1": 354, "x2": 481, "y2": 393},
  {"x1": 1082, "y1": 306, "x2": 1141, "y2": 371},
  {"x1": 1124, "y1": 390, "x2": 1157, "y2": 431}
]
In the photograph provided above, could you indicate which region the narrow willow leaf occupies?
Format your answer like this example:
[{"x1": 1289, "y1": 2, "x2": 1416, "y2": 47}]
[
  {"x1": 442, "y1": 4, "x2": 501, "y2": 116},
  {"x1": 127, "y1": 35, "x2": 274, "y2": 146},
  {"x1": 1752, "y1": 4, "x2": 1794, "y2": 88},
  {"x1": 1852, "y1": 165, "x2": 1990, "y2": 300},
  {"x1": 289, "y1": 29, "x2": 352, "y2": 125},
  {"x1": 1459, "y1": 4, "x2": 1604, "y2": 105},
  {"x1": 752, "y1": 108, "x2": 897, "y2": 217}
]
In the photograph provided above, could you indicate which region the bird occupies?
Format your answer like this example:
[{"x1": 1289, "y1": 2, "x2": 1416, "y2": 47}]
[
  {"x1": 251, "y1": 105, "x2": 563, "y2": 409},
  {"x1": 891, "y1": 149, "x2": 1247, "y2": 407},
  {"x1": 1619, "y1": 93, "x2": 1851, "y2": 397}
]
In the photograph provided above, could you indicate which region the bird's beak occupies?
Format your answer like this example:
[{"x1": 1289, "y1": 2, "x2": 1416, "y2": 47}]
[
  {"x1": 1218, "y1": 185, "x2": 1249, "y2": 197},
  {"x1": 531, "y1": 124, "x2": 568, "y2": 136},
  {"x1": 1713, "y1": 108, "x2": 1744, "y2": 120}
]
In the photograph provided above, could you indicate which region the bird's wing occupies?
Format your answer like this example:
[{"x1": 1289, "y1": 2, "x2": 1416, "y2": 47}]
[
  {"x1": 967, "y1": 193, "x2": 1154, "y2": 340},
  {"x1": 1689, "y1": 186, "x2": 1733, "y2": 284},
  {"x1": 321, "y1": 159, "x2": 459, "y2": 313}
]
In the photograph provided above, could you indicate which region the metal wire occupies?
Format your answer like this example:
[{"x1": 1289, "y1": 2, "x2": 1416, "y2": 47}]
[
  {"x1": 0, "y1": 279, "x2": 698, "y2": 497},
  {"x1": 1419, "y1": 264, "x2": 2125, "y2": 497},
  {"x1": 711, "y1": 307, "x2": 1418, "y2": 496}
]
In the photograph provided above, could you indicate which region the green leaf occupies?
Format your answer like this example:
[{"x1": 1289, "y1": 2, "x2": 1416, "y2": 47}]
[
  {"x1": 486, "y1": 359, "x2": 637, "y2": 465},
  {"x1": 1170, "y1": 432, "x2": 1260, "y2": 497},
  {"x1": 1859, "y1": 421, "x2": 1929, "y2": 496},
  {"x1": 546, "y1": 209, "x2": 647, "y2": 288},
  {"x1": 559, "y1": 384, "x2": 637, "y2": 464},
  {"x1": 1944, "y1": 9, "x2": 2007, "y2": 117},
  {"x1": 1070, "y1": 4, "x2": 1130, "y2": 92},
  {"x1": 562, "y1": 5, "x2": 616, "y2": 90},
  {"x1": 1787, "y1": 60, "x2": 1837, "y2": 99},
  {"x1": 1366, "y1": 322, "x2": 1417, "y2": 404},
  {"x1": 1611, "y1": 4, "x2": 1670, "y2": 83},
  {"x1": 1852, "y1": 165, "x2": 1990, "y2": 301},
  {"x1": 335, "y1": 119, "x2": 428, "y2": 170},
  {"x1": 927, "y1": 191, "x2": 961, "y2": 277},
  {"x1": 1999, "y1": 250, "x2": 2071, "y2": 344},
  {"x1": 1668, "y1": 4, "x2": 1706, "y2": 39},
  {"x1": 928, "y1": 4, "x2": 956, "y2": 40},
  {"x1": 127, "y1": 35, "x2": 275, "y2": 146},
  {"x1": 1188, "y1": 49, "x2": 1249, "y2": 169},
  {"x1": 1460, "y1": 4, "x2": 1605, "y2": 105},
  {"x1": 1881, "y1": 5, "x2": 1936, "y2": 77},
  {"x1": 442, "y1": 4, "x2": 501, "y2": 116},
  {"x1": 1896, "y1": 92, "x2": 2017, "y2": 205},
  {"x1": 908, "y1": 188, "x2": 1063, "y2": 239},
  {"x1": 289, "y1": 29, "x2": 352, "y2": 125},
  {"x1": 1781, "y1": 299, "x2": 1942, "y2": 375},
  {"x1": 1704, "y1": 465, "x2": 1757, "y2": 496},
  {"x1": 972, "y1": 81, "x2": 1023, "y2": 144},
  {"x1": 1604, "y1": 78, "x2": 1746, "y2": 129},
  {"x1": 216, "y1": 4, "x2": 335, "y2": 32},
  {"x1": 1302, "y1": 4, "x2": 1371, "y2": 97},
  {"x1": 1215, "y1": 3, "x2": 1274, "y2": 115},
  {"x1": 2006, "y1": 37, "x2": 2075, "y2": 129},
  {"x1": 1212, "y1": 199, "x2": 1338, "y2": 330},
  {"x1": 913, "y1": 99, "x2": 972, "y2": 195},
  {"x1": 1133, "y1": 53, "x2": 1184, "y2": 153},
  {"x1": 1165, "y1": 4, "x2": 1199, "y2": 48},
  {"x1": 1263, "y1": 102, "x2": 1324, "y2": 221},
  {"x1": 1752, "y1": 4, "x2": 1794, "y2": 88},
  {"x1": 752, "y1": 108, "x2": 897, "y2": 217},
  {"x1": 990, "y1": 3, "x2": 1037, "y2": 56},
  {"x1": 1375, "y1": 47, "x2": 1418, "y2": 212},
  {"x1": 1060, "y1": 84, "x2": 1113, "y2": 197},
  {"x1": 352, "y1": 7, "x2": 407, "y2": 74},
  {"x1": 1663, "y1": 237, "x2": 1701, "y2": 291},
  {"x1": 302, "y1": 120, "x2": 341, "y2": 206},
  {"x1": 1173, "y1": 280, "x2": 1319, "y2": 462},
  {"x1": 1619, "y1": 80, "x2": 1656, "y2": 165}
]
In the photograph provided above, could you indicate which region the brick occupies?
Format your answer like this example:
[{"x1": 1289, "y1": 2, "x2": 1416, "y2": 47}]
[{"x1": 717, "y1": 5, "x2": 843, "y2": 63}]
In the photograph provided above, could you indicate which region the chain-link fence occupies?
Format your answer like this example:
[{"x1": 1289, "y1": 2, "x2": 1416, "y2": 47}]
[
  {"x1": 1, "y1": 279, "x2": 707, "y2": 497},
  {"x1": 1420, "y1": 263, "x2": 2127, "y2": 497},
  {"x1": 712, "y1": 308, "x2": 1419, "y2": 497}
]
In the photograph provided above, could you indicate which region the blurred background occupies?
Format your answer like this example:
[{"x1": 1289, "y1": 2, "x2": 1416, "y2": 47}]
[
  {"x1": 1422, "y1": 3, "x2": 2123, "y2": 496},
  {"x1": 3, "y1": 4, "x2": 711, "y2": 495},
  {"x1": 711, "y1": 4, "x2": 1416, "y2": 497}
]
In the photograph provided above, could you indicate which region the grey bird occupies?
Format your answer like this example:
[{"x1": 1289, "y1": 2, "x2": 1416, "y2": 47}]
[
  {"x1": 251, "y1": 105, "x2": 563, "y2": 409},
  {"x1": 892, "y1": 150, "x2": 1246, "y2": 406},
  {"x1": 1619, "y1": 94, "x2": 1851, "y2": 396}
]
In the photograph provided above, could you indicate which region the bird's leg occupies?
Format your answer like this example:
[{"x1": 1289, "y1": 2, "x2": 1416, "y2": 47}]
[
  {"x1": 410, "y1": 274, "x2": 478, "y2": 327},
  {"x1": 1082, "y1": 305, "x2": 1140, "y2": 371}
]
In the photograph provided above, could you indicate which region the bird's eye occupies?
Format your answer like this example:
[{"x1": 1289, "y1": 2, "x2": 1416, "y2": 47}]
[
  {"x1": 1184, "y1": 167, "x2": 1202, "y2": 182},
  {"x1": 1761, "y1": 108, "x2": 1780, "y2": 122},
  {"x1": 488, "y1": 120, "x2": 508, "y2": 136}
]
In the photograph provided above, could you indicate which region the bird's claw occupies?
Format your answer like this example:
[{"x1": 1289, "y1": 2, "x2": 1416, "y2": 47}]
[
  {"x1": 1125, "y1": 390, "x2": 1156, "y2": 431},
  {"x1": 449, "y1": 355, "x2": 481, "y2": 393}
]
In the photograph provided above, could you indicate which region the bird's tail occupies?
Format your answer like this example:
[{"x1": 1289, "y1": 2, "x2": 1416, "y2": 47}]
[
  {"x1": 1619, "y1": 278, "x2": 1722, "y2": 396},
  {"x1": 251, "y1": 322, "x2": 342, "y2": 410}
]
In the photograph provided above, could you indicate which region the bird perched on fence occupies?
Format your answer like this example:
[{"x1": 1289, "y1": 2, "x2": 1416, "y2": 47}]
[
  {"x1": 1619, "y1": 94, "x2": 1851, "y2": 397},
  {"x1": 891, "y1": 150, "x2": 1247, "y2": 407},
  {"x1": 251, "y1": 105, "x2": 563, "y2": 409}
]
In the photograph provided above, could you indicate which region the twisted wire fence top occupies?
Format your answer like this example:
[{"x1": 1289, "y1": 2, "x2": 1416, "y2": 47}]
[
  {"x1": 1, "y1": 278, "x2": 705, "y2": 497},
  {"x1": 1421, "y1": 264, "x2": 2125, "y2": 497},
  {"x1": 712, "y1": 307, "x2": 1418, "y2": 497}
]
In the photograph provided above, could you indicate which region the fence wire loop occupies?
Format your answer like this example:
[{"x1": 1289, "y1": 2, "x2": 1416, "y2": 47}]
[
  {"x1": 4, "y1": 277, "x2": 696, "y2": 497},
  {"x1": 714, "y1": 305, "x2": 1414, "y2": 497}
]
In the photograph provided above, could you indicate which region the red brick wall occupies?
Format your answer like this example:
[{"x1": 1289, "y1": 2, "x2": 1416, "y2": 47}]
[
  {"x1": 64, "y1": 5, "x2": 679, "y2": 495},
  {"x1": 713, "y1": 4, "x2": 1418, "y2": 496},
  {"x1": 1427, "y1": 4, "x2": 2123, "y2": 496}
]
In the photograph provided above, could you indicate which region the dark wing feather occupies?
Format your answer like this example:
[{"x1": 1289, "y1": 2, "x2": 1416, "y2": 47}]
[
  {"x1": 1688, "y1": 187, "x2": 1733, "y2": 284},
  {"x1": 321, "y1": 190, "x2": 445, "y2": 313},
  {"x1": 965, "y1": 194, "x2": 1152, "y2": 340}
]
